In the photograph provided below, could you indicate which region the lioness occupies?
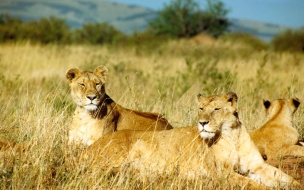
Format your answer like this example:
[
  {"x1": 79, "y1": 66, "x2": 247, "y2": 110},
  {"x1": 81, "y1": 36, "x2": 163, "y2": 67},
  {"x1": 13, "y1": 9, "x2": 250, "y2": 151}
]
[
  {"x1": 250, "y1": 98, "x2": 304, "y2": 162},
  {"x1": 81, "y1": 92, "x2": 300, "y2": 188},
  {"x1": 66, "y1": 65, "x2": 172, "y2": 146}
]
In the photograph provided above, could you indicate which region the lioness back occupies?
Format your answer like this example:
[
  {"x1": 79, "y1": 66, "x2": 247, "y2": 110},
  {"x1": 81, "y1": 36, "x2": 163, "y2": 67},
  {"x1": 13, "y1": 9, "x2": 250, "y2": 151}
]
[
  {"x1": 83, "y1": 126, "x2": 201, "y2": 171},
  {"x1": 66, "y1": 65, "x2": 172, "y2": 146},
  {"x1": 116, "y1": 105, "x2": 172, "y2": 131}
]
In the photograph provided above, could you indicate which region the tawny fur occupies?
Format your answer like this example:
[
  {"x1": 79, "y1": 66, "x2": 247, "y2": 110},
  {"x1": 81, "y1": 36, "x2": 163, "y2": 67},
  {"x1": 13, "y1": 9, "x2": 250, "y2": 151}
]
[
  {"x1": 250, "y1": 98, "x2": 304, "y2": 162},
  {"x1": 81, "y1": 92, "x2": 300, "y2": 189},
  {"x1": 66, "y1": 65, "x2": 172, "y2": 146}
]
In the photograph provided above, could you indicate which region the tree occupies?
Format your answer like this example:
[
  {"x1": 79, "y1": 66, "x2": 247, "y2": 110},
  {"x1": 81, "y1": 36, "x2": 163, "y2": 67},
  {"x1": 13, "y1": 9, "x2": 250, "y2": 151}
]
[
  {"x1": 149, "y1": 0, "x2": 229, "y2": 38},
  {"x1": 200, "y1": 0, "x2": 230, "y2": 37}
]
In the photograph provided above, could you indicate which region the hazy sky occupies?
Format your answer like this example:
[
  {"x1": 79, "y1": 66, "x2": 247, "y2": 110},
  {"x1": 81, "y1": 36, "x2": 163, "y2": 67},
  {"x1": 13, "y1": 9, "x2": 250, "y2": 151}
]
[{"x1": 107, "y1": 0, "x2": 304, "y2": 28}]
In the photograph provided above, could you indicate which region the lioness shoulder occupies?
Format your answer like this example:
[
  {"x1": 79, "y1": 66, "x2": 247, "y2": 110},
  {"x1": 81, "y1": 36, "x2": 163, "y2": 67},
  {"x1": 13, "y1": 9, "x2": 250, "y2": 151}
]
[
  {"x1": 249, "y1": 98, "x2": 304, "y2": 161},
  {"x1": 66, "y1": 65, "x2": 172, "y2": 146}
]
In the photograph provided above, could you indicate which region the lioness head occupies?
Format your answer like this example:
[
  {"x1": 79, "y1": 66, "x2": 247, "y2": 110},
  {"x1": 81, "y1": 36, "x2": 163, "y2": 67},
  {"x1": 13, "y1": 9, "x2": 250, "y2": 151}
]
[
  {"x1": 66, "y1": 65, "x2": 108, "y2": 111},
  {"x1": 197, "y1": 92, "x2": 241, "y2": 140},
  {"x1": 263, "y1": 98, "x2": 300, "y2": 120}
]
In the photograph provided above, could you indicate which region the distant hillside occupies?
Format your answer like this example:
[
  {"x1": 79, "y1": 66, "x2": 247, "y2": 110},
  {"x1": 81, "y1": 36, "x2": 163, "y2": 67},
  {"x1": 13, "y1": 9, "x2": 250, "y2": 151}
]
[
  {"x1": 0, "y1": 0, "x2": 292, "y2": 41},
  {"x1": 229, "y1": 19, "x2": 291, "y2": 42},
  {"x1": 0, "y1": 0, "x2": 156, "y2": 34}
]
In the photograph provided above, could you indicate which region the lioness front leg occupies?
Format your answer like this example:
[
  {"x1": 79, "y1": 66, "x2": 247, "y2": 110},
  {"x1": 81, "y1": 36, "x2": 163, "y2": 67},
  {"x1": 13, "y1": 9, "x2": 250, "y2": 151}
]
[
  {"x1": 249, "y1": 163, "x2": 301, "y2": 188},
  {"x1": 228, "y1": 173, "x2": 269, "y2": 189}
]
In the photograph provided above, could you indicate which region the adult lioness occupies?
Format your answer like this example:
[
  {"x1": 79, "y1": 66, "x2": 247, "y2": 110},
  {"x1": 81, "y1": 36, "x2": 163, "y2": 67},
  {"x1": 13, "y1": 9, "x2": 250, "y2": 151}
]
[
  {"x1": 66, "y1": 65, "x2": 172, "y2": 146},
  {"x1": 82, "y1": 92, "x2": 299, "y2": 188},
  {"x1": 250, "y1": 98, "x2": 304, "y2": 162}
]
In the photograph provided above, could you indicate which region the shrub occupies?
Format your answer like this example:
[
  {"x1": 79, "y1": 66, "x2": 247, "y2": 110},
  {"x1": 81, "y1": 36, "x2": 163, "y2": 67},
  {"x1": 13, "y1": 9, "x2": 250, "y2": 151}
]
[
  {"x1": 0, "y1": 14, "x2": 24, "y2": 42},
  {"x1": 73, "y1": 22, "x2": 125, "y2": 45},
  {"x1": 25, "y1": 16, "x2": 71, "y2": 44},
  {"x1": 0, "y1": 14, "x2": 71, "y2": 44},
  {"x1": 271, "y1": 29, "x2": 304, "y2": 53}
]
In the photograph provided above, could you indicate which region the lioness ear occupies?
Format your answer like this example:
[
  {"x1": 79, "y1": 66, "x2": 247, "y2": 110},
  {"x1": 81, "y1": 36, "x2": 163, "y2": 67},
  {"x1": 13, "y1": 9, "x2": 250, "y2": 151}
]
[
  {"x1": 66, "y1": 68, "x2": 81, "y2": 84},
  {"x1": 94, "y1": 65, "x2": 108, "y2": 83},
  {"x1": 226, "y1": 92, "x2": 238, "y2": 106},
  {"x1": 263, "y1": 100, "x2": 271, "y2": 109},
  {"x1": 197, "y1": 93, "x2": 205, "y2": 102},
  {"x1": 291, "y1": 98, "x2": 300, "y2": 109}
]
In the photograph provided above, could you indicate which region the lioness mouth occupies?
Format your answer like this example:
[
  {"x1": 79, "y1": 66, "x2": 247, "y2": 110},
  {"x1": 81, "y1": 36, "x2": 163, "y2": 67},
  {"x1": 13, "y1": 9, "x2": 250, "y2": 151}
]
[
  {"x1": 84, "y1": 104, "x2": 98, "y2": 111},
  {"x1": 199, "y1": 127, "x2": 216, "y2": 135},
  {"x1": 199, "y1": 125, "x2": 215, "y2": 134},
  {"x1": 200, "y1": 128, "x2": 212, "y2": 133}
]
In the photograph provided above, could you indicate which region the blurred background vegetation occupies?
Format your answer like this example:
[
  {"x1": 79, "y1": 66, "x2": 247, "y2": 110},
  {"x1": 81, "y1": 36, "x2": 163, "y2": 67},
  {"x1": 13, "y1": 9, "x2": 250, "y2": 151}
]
[{"x1": 0, "y1": 0, "x2": 303, "y2": 53}]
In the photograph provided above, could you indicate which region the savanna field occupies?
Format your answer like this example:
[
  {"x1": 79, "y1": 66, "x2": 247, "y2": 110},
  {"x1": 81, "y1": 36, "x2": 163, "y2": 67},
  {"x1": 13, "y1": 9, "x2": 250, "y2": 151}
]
[{"x1": 0, "y1": 35, "x2": 304, "y2": 189}]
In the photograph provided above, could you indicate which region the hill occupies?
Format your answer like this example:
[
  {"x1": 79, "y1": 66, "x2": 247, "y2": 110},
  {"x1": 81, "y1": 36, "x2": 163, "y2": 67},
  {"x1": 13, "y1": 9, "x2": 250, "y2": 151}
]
[
  {"x1": 229, "y1": 18, "x2": 290, "y2": 42},
  {"x1": 0, "y1": 0, "x2": 292, "y2": 41},
  {"x1": 0, "y1": 0, "x2": 156, "y2": 34}
]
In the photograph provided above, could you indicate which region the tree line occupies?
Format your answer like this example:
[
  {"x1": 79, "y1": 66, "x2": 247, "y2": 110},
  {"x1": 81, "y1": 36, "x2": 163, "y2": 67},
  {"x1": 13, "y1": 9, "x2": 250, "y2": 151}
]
[
  {"x1": 0, "y1": 14, "x2": 123, "y2": 44},
  {"x1": 0, "y1": 0, "x2": 229, "y2": 44},
  {"x1": 0, "y1": 0, "x2": 303, "y2": 52}
]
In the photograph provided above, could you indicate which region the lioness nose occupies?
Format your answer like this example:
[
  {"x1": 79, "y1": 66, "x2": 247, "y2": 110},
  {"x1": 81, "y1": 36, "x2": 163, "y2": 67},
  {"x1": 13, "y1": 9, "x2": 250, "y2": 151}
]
[
  {"x1": 199, "y1": 121, "x2": 209, "y2": 126},
  {"x1": 86, "y1": 95, "x2": 97, "y2": 100}
]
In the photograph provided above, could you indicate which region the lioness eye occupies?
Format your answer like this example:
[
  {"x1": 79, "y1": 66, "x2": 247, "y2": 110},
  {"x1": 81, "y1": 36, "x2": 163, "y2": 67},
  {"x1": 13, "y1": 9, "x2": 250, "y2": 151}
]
[
  {"x1": 96, "y1": 83, "x2": 100, "y2": 87},
  {"x1": 214, "y1": 108, "x2": 220, "y2": 111},
  {"x1": 199, "y1": 108, "x2": 203, "y2": 111},
  {"x1": 79, "y1": 83, "x2": 85, "y2": 87}
]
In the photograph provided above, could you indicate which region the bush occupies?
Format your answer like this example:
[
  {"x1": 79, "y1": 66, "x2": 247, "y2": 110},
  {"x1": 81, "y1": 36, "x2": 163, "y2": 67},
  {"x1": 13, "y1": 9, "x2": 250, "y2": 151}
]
[
  {"x1": 0, "y1": 14, "x2": 126, "y2": 45},
  {"x1": 271, "y1": 29, "x2": 304, "y2": 53},
  {"x1": 0, "y1": 14, "x2": 24, "y2": 42},
  {"x1": 25, "y1": 16, "x2": 71, "y2": 44},
  {"x1": 73, "y1": 22, "x2": 125, "y2": 45},
  {"x1": 0, "y1": 14, "x2": 71, "y2": 44}
]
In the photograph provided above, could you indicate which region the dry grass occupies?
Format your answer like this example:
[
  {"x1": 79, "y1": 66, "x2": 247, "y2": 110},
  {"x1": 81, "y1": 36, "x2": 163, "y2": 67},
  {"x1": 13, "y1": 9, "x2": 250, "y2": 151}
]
[{"x1": 0, "y1": 38, "x2": 304, "y2": 188}]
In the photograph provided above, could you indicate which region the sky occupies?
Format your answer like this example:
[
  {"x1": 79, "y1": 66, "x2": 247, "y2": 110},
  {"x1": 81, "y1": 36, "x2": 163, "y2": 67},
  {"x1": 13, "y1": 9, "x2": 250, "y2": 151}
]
[{"x1": 107, "y1": 0, "x2": 304, "y2": 28}]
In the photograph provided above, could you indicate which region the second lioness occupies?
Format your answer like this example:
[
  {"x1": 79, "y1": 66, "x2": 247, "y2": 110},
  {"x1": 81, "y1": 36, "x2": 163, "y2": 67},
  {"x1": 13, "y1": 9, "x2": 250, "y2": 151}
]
[
  {"x1": 66, "y1": 65, "x2": 172, "y2": 146},
  {"x1": 250, "y1": 98, "x2": 304, "y2": 162}
]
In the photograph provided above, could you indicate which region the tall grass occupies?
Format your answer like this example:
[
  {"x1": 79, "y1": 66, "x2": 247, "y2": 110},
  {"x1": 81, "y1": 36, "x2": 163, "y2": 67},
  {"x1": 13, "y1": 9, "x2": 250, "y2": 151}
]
[{"x1": 0, "y1": 37, "x2": 304, "y2": 188}]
